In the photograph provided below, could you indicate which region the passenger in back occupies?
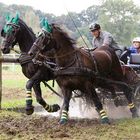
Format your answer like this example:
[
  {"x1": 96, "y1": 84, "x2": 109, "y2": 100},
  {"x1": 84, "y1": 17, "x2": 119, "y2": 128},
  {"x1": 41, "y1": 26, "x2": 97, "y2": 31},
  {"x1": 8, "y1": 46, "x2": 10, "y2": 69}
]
[
  {"x1": 130, "y1": 37, "x2": 140, "y2": 53},
  {"x1": 120, "y1": 37, "x2": 140, "y2": 64}
]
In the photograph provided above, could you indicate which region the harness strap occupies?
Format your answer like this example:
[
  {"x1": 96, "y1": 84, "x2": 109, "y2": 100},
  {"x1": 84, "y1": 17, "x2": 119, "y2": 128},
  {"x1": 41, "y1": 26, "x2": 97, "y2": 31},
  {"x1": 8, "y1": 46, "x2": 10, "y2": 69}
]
[
  {"x1": 18, "y1": 53, "x2": 32, "y2": 65},
  {"x1": 54, "y1": 66, "x2": 130, "y2": 90},
  {"x1": 54, "y1": 67, "x2": 97, "y2": 78},
  {"x1": 90, "y1": 53, "x2": 99, "y2": 74},
  {"x1": 79, "y1": 48, "x2": 99, "y2": 74}
]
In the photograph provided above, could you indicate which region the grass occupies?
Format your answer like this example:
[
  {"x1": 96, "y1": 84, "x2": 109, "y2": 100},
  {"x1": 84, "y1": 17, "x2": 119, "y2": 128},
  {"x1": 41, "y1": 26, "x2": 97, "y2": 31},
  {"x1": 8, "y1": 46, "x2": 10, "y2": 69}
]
[
  {"x1": 2, "y1": 99, "x2": 25, "y2": 108},
  {"x1": 1, "y1": 65, "x2": 60, "y2": 109},
  {"x1": 3, "y1": 79, "x2": 26, "y2": 88}
]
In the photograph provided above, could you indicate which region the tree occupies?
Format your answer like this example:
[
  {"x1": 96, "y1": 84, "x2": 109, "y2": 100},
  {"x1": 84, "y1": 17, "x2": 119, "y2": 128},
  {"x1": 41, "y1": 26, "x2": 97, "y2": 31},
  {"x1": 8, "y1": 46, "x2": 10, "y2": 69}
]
[
  {"x1": 77, "y1": 35, "x2": 92, "y2": 48},
  {"x1": 98, "y1": 0, "x2": 140, "y2": 46},
  {"x1": 24, "y1": 10, "x2": 40, "y2": 33},
  {"x1": 79, "y1": 5, "x2": 100, "y2": 26}
]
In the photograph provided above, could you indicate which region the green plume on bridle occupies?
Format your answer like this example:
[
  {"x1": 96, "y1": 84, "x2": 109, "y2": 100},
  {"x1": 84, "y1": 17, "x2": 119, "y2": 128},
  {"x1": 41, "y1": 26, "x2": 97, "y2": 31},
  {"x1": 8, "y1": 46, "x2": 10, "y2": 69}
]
[
  {"x1": 4, "y1": 12, "x2": 20, "y2": 33},
  {"x1": 40, "y1": 18, "x2": 52, "y2": 33}
]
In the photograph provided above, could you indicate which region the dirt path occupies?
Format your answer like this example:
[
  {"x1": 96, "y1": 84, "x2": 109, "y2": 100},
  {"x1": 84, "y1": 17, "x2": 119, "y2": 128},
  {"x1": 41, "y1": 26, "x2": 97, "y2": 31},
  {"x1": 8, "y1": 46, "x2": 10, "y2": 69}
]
[{"x1": 0, "y1": 110, "x2": 140, "y2": 140}]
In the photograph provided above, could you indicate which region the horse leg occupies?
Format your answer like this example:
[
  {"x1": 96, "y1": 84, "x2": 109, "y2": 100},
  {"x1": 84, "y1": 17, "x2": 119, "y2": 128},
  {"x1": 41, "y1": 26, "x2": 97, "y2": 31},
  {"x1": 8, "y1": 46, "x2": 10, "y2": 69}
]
[
  {"x1": 107, "y1": 80, "x2": 139, "y2": 118},
  {"x1": 119, "y1": 83, "x2": 138, "y2": 118},
  {"x1": 25, "y1": 70, "x2": 60, "y2": 115},
  {"x1": 86, "y1": 85, "x2": 110, "y2": 124},
  {"x1": 25, "y1": 78, "x2": 34, "y2": 115},
  {"x1": 59, "y1": 88, "x2": 72, "y2": 124},
  {"x1": 33, "y1": 83, "x2": 60, "y2": 113}
]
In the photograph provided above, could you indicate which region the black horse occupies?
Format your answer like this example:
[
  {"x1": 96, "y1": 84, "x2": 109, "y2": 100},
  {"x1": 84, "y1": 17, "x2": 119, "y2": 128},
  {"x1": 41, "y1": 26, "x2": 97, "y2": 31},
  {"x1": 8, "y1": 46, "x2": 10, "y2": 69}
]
[
  {"x1": 1, "y1": 14, "x2": 60, "y2": 115},
  {"x1": 28, "y1": 19, "x2": 138, "y2": 124}
]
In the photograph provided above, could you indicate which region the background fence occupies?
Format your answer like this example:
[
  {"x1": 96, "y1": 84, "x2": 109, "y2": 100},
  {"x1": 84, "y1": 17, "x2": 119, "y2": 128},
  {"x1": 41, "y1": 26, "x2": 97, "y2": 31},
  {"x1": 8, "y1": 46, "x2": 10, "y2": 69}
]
[
  {"x1": 0, "y1": 52, "x2": 59, "y2": 109},
  {"x1": 0, "y1": 52, "x2": 20, "y2": 109}
]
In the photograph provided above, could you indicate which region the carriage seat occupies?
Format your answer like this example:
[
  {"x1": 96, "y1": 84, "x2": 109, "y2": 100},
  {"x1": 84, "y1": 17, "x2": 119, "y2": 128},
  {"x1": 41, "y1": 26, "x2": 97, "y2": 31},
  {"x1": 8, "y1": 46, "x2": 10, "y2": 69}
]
[
  {"x1": 130, "y1": 54, "x2": 140, "y2": 64},
  {"x1": 128, "y1": 54, "x2": 140, "y2": 71}
]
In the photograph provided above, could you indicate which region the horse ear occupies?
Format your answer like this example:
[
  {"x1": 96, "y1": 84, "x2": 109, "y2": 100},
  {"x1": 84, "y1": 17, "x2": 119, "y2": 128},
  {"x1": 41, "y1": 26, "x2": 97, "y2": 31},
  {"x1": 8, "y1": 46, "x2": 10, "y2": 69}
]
[
  {"x1": 44, "y1": 19, "x2": 52, "y2": 33},
  {"x1": 40, "y1": 18, "x2": 45, "y2": 28},
  {"x1": 13, "y1": 12, "x2": 20, "y2": 24},
  {"x1": 5, "y1": 13, "x2": 11, "y2": 21}
]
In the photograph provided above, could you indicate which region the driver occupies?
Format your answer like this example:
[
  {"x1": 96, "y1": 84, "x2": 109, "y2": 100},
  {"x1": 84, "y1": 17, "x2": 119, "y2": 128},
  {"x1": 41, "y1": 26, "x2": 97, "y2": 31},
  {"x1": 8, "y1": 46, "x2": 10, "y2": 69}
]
[{"x1": 89, "y1": 22, "x2": 121, "y2": 56}]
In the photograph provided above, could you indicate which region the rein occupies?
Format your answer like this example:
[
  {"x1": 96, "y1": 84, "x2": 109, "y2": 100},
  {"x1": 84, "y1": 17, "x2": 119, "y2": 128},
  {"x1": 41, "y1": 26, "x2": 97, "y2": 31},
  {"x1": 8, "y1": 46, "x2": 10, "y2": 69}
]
[
  {"x1": 37, "y1": 48, "x2": 78, "y2": 59},
  {"x1": 34, "y1": 50, "x2": 77, "y2": 70},
  {"x1": 34, "y1": 47, "x2": 99, "y2": 75}
]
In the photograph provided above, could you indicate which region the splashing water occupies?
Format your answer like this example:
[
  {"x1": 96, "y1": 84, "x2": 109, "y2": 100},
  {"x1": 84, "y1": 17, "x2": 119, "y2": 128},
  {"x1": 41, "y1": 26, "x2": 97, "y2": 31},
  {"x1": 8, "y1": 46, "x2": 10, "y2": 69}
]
[{"x1": 35, "y1": 98, "x2": 140, "y2": 119}]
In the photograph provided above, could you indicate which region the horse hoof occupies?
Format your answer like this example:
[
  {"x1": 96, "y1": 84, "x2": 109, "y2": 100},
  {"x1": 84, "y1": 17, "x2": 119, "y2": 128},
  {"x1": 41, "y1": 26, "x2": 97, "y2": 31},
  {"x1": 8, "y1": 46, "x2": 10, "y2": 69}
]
[
  {"x1": 101, "y1": 117, "x2": 110, "y2": 124},
  {"x1": 52, "y1": 104, "x2": 60, "y2": 112},
  {"x1": 59, "y1": 118, "x2": 68, "y2": 125},
  {"x1": 26, "y1": 106, "x2": 34, "y2": 115}
]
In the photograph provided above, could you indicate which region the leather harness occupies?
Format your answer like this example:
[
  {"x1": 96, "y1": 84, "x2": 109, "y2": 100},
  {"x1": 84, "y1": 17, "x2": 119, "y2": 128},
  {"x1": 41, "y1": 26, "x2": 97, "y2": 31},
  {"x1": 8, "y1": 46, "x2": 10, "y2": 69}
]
[{"x1": 18, "y1": 53, "x2": 33, "y2": 65}]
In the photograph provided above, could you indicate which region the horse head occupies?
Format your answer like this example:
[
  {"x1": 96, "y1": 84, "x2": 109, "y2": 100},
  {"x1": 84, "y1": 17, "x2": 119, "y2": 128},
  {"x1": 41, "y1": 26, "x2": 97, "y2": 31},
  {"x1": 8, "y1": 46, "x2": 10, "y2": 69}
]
[
  {"x1": 29, "y1": 18, "x2": 76, "y2": 59},
  {"x1": 1, "y1": 13, "x2": 36, "y2": 54},
  {"x1": 28, "y1": 19, "x2": 55, "y2": 58},
  {"x1": 28, "y1": 28, "x2": 54, "y2": 58},
  {"x1": 1, "y1": 13, "x2": 20, "y2": 54}
]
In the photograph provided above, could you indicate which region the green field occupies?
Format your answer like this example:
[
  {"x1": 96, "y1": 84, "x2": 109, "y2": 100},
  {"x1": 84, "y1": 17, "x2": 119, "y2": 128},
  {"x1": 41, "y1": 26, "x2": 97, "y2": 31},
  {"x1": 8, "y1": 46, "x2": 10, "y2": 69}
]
[{"x1": 2, "y1": 65, "x2": 60, "y2": 108}]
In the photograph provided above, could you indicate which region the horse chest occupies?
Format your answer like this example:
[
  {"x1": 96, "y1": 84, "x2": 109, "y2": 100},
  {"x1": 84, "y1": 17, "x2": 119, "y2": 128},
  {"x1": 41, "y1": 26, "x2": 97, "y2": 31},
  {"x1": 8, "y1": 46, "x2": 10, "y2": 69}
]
[{"x1": 56, "y1": 76, "x2": 89, "y2": 90}]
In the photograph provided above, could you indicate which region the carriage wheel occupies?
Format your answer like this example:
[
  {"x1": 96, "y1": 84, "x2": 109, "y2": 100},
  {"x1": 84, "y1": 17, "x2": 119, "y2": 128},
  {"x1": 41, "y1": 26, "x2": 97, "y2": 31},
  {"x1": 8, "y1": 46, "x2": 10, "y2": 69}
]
[{"x1": 133, "y1": 85, "x2": 140, "y2": 107}]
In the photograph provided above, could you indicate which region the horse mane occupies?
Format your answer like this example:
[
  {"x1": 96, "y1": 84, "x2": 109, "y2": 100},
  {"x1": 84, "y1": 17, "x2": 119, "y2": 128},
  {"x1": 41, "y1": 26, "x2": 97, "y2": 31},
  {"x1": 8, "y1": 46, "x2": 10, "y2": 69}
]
[
  {"x1": 51, "y1": 23, "x2": 76, "y2": 47},
  {"x1": 18, "y1": 18, "x2": 36, "y2": 39},
  {"x1": 16, "y1": 18, "x2": 36, "y2": 52}
]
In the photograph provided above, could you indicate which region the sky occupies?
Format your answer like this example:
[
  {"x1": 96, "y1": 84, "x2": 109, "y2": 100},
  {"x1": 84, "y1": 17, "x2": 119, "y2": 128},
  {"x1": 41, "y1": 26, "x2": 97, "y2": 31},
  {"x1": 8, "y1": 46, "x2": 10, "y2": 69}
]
[
  {"x1": 0, "y1": 0, "x2": 101, "y2": 16},
  {"x1": 0, "y1": 0, "x2": 139, "y2": 16}
]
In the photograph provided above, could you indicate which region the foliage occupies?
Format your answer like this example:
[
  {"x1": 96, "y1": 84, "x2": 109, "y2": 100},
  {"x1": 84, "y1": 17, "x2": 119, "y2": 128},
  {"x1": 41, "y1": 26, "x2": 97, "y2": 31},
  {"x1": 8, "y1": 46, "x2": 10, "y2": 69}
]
[
  {"x1": 98, "y1": 0, "x2": 140, "y2": 46},
  {"x1": 0, "y1": 1, "x2": 140, "y2": 47}
]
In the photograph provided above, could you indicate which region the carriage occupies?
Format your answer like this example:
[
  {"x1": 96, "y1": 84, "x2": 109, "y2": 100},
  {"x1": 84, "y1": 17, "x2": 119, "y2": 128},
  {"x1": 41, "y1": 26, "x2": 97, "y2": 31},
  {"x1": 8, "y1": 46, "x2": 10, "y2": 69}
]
[{"x1": 96, "y1": 53, "x2": 140, "y2": 107}]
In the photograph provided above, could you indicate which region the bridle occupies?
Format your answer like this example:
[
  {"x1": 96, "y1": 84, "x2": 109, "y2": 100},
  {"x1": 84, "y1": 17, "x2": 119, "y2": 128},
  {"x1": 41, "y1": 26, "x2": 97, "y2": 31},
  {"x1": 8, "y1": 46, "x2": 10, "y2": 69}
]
[
  {"x1": 31, "y1": 29, "x2": 78, "y2": 68},
  {"x1": 33, "y1": 29, "x2": 52, "y2": 51},
  {"x1": 31, "y1": 29, "x2": 53, "y2": 62},
  {"x1": 2, "y1": 22, "x2": 20, "y2": 48}
]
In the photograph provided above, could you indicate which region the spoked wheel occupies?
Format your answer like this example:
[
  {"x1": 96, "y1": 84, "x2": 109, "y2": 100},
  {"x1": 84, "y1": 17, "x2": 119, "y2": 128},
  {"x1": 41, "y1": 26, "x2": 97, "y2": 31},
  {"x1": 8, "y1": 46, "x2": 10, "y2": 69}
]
[{"x1": 133, "y1": 85, "x2": 140, "y2": 108}]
